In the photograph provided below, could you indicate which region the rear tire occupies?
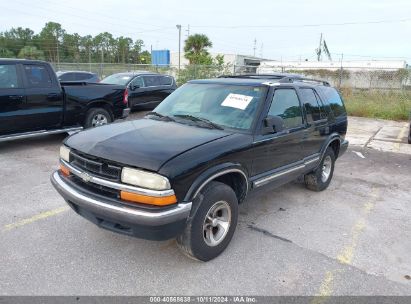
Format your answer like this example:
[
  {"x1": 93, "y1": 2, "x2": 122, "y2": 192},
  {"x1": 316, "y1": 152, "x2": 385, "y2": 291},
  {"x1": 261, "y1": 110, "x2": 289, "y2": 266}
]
[
  {"x1": 304, "y1": 147, "x2": 335, "y2": 191},
  {"x1": 84, "y1": 108, "x2": 112, "y2": 128},
  {"x1": 176, "y1": 181, "x2": 238, "y2": 262}
]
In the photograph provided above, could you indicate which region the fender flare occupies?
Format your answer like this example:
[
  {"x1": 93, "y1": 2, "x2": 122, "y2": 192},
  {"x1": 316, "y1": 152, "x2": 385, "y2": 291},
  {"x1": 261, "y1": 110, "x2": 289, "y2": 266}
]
[
  {"x1": 183, "y1": 162, "x2": 249, "y2": 203},
  {"x1": 320, "y1": 133, "x2": 342, "y2": 159}
]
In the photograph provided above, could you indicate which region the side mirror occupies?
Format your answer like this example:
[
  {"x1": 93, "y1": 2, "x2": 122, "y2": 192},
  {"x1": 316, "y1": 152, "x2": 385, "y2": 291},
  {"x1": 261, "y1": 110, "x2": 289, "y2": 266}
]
[
  {"x1": 130, "y1": 84, "x2": 139, "y2": 91},
  {"x1": 262, "y1": 115, "x2": 285, "y2": 134}
]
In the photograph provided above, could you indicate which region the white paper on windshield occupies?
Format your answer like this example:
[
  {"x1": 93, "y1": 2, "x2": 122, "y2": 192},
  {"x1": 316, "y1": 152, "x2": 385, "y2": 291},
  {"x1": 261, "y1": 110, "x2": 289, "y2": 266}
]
[{"x1": 221, "y1": 93, "x2": 253, "y2": 110}]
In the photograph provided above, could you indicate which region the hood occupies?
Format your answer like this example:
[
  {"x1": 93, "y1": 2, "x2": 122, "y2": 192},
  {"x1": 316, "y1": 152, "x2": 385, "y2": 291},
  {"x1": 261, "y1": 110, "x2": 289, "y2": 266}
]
[{"x1": 65, "y1": 118, "x2": 232, "y2": 172}]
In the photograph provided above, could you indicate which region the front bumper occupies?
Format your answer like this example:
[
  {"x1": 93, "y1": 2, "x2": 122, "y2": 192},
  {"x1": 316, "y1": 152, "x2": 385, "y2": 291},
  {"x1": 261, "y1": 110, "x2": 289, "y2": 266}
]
[{"x1": 51, "y1": 171, "x2": 191, "y2": 240}]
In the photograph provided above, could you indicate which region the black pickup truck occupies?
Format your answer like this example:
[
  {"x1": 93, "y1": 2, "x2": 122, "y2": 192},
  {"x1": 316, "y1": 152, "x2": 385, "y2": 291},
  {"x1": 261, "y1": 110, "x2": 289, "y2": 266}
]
[{"x1": 0, "y1": 59, "x2": 130, "y2": 142}]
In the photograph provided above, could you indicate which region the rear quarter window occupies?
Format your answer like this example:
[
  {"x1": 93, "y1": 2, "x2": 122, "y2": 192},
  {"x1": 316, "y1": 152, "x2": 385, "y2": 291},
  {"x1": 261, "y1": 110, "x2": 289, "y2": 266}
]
[{"x1": 320, "y1": 87, "x2": 346, "y2": 117}]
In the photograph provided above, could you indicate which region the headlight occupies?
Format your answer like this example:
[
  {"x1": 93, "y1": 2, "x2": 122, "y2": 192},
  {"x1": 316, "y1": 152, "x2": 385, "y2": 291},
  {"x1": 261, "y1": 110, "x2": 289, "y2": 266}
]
[
  {"x1": 121, "y1": 167, "x2": 171, "y2": 190},
  {"x1": 60, "y1": 145, "x2": 71, "y2": 162}
]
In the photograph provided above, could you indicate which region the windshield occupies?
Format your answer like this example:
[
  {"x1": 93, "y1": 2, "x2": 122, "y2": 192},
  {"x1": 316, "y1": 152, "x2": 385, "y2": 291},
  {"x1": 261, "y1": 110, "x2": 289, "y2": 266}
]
[
  {"x1": 154, "y1": 83, "x2": 267, "y2": 130},
  {"x1": 101, "y1": 74, "x2": 132, "y2": 85}
]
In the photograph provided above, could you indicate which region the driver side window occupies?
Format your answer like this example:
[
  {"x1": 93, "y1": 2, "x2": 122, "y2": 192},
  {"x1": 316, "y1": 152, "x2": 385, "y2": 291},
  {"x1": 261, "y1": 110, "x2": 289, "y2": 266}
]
[
  {"x1": 130, "y1": 76, "x2": 144, "y2": 88},
  {"x1": 268, "y1": 89, "x2": 303, "y2": 129}
]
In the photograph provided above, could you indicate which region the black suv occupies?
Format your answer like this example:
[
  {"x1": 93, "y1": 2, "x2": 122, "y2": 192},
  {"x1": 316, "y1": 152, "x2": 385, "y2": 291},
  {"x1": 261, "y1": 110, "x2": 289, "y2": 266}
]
[
  {"x1": 51, "y1": 74, "x2": 348, "y2": 261},
  {"x1": 101, "y1": 72, "x2": 176, "y2": 109}
]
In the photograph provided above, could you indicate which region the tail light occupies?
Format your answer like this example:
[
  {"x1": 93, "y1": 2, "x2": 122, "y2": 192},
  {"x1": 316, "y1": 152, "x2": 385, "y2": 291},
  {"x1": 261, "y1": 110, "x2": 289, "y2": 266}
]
[{"x1": 123, "y1": 88, "x2": 129, "y2": 105}]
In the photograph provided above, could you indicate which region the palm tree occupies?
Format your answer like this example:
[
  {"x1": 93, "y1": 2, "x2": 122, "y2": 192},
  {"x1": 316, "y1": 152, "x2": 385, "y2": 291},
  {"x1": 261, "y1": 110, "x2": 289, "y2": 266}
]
[{"x1": 184, "y1": 34, "x2": 213, "y2": 65}]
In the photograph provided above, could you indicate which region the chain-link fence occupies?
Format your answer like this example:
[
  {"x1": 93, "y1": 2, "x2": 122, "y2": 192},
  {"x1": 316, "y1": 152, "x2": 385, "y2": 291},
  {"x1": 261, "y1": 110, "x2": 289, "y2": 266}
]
[{"x1": 51, "y1": 62, "x2": 411, "y2": 90}]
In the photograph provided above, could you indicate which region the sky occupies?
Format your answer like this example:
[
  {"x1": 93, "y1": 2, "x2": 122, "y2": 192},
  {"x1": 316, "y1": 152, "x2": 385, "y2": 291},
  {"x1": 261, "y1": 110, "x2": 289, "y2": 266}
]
[{"x1": 1, "y1": 0, "x2": 410, "y2": 62}]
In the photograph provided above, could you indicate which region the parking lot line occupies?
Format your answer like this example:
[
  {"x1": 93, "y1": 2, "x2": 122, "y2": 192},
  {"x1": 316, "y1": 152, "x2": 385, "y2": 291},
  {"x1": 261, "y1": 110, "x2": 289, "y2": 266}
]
[
  {"x1": 395, "y1": 123, "x2": 409, "y2": 151},
  {"x1": 313, "y1": 187, "x2": 380, "y2": 298},
  {"x1": 3, "y1": 206, "x2": 69, "y2": 232}
]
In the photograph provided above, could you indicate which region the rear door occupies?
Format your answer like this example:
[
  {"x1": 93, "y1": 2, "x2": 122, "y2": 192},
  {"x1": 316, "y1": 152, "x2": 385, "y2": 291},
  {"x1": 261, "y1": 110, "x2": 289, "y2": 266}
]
[
  {"x1": 252, "y1": 88, "x2": 306, "y2": 177},
  {"x1": 299, "y1": 87, "x2": 328, "y2": 156},
  {"x1": 22, "y1": 63, "x2": 63, "y2": 131},
  {"x1": 141, "y1": 75, "x2": 163, "y2": 104},
  {"x1": 0, "y1": 63, "x2": 26, "y2": 135}
]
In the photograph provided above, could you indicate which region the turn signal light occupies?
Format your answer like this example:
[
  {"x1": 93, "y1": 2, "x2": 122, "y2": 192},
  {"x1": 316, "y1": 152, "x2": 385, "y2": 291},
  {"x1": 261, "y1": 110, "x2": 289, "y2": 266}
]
[
  {"x1": 60, "y1": 164, "x2": 70, "y2": 177},
  {"x1": 120, "y1": 191, "x2": 177, "y2": 206}
]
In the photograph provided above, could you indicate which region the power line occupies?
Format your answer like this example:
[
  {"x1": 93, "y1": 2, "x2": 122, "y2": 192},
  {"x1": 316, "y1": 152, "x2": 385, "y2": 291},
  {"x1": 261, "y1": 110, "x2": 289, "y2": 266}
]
[{"x1": 190, "y1": 17, "x2": 411, "y2": 29}]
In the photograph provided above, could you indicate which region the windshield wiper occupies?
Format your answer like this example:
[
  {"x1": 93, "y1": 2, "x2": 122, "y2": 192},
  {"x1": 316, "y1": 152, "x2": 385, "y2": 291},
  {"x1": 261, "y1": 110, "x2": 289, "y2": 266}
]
[
  {"x1": 173, "y1": 114, "x2": 224, "y2": 130},
  {"x1": 146, "y1": 111, "x2": 175, "y2": 122}
]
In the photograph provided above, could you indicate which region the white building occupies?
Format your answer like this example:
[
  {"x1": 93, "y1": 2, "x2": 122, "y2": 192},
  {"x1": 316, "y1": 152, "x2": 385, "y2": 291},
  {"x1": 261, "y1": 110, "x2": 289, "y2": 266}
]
[
  {"x1": 170, "y1": 52, "x2": 271, "y2": 72},
  {"x1": 257, "y1": 60, "x2": 408, "y2": 73}
]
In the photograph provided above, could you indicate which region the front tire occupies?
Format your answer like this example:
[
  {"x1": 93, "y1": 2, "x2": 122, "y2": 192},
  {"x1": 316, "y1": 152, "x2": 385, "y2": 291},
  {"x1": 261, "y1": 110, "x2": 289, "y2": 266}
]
[
  {"x1": 84, "y1": 108, "x2": 112, "y2": 128},
  {"x1": 304, "y1": 147, "x2": 335, "y2": 191},
  {"x1": 176, "y1": 181, "x2": 238, "y2": 262}
]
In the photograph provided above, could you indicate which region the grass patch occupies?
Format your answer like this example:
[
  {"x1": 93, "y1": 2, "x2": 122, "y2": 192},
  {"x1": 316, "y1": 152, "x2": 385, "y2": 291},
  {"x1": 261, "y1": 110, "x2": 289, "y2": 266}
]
[{"x1": 341, "y1": 89, "x2": 411, "y2": 121}]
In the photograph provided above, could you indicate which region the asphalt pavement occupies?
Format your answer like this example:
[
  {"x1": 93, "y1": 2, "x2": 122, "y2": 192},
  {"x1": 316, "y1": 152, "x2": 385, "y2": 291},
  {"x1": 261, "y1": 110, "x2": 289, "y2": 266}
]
[{"x1": 0, "y1": 114, "x2": 410, "y2": 295}]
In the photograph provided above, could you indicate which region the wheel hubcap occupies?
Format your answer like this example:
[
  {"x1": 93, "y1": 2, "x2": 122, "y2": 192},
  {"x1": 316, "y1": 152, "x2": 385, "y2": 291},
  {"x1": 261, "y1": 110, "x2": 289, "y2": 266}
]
[
  {"x1": 92, "y1": 114, "x2": 108, "y2": 127},
  {"x1": 203, "y1": 201, "x2": 231, "y2": 247},
  {"x1": 321, "y1": 155, "x2": 332, "y2": 182}
]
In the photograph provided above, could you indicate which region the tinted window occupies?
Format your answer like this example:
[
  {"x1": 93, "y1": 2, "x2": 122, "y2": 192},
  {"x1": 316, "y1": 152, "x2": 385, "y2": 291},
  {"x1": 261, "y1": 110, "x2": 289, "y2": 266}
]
[
  {"x1": 58, "y1": 73, "x2": 74, "y2": 81},
  {"x1": 101, "y1": 74, "x2": 132, "y2": 85},
  {"x1": 130, "y1": 76, "x2": 144, "y2": 88},
  {"x1": 321, "y1": 87, "x2": 346, "y2": 117},
  {"x1": 160, "y1": 76, "x2": 172, "y2": 86},
  {"x1": 0, "y1": 64, "x2": 18, "y2": 88},
  {"x1": 268, "y1": 89, "x2": 303, "y2": 129},
  {"x1": 143, "y1": 75, "x2": 160, "y2": 87},
  {"x1": 23, "y1": 65, "x2": 52, "y2": 88},
  {"x1": 75, "y1": 73, "x2": 92, "y2": 80},
  {"x1": 300, "y1": 88, "x2": 323, "y2": 121}
]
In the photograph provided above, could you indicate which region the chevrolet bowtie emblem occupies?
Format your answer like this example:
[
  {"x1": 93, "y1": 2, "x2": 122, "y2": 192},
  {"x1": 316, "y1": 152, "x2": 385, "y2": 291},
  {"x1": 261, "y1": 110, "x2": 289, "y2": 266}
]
[{"x1": 80, "y1": 172, "x2": 92, "y2": 183}]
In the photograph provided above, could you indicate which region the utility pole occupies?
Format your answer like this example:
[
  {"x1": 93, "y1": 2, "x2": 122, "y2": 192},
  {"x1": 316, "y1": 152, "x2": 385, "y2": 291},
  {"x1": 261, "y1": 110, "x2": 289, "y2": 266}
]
[
  {"x1": 176, "y1": 24, "x2": 182, "y2": 74},
  {"x1": 339, "y1": 53, "x2": 344, "y2": 88},
  {"x1": 88, "y1": 49, "x2": 91, "y2": 72},
  {"x1": 186, "y1": 24, "x2": 190, "y2": 38},
  {"x1": 56, "y1": 38, "x2": 60, "y2": 69},
  {"x1": 253, "y1": 38, "x2": 257, "y2": 57},
  {"x1": 317, "y1": 33, "x2": 323, "y2": 62}
]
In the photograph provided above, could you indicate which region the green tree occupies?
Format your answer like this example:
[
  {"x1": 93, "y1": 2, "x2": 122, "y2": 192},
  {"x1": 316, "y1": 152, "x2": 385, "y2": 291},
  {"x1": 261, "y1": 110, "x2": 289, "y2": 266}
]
[
  {"x1": 38, "y1": 22, "x2": 65, "y2": 62},
  {"x1": 184, "y1": 34, "x2": 213, "y2": 64},
  {"x1": 17, "y1": 46, "x2": 45, "y2": 60},
  {"x1": 117, "y1": 36, "x2": 133, "y2": 63},
  {"x1": 0, "y1": 48, "x2": 14, "y2": 58},
  {"x1": 62, "y1": 33, "x2": 81, "y2": 62}
]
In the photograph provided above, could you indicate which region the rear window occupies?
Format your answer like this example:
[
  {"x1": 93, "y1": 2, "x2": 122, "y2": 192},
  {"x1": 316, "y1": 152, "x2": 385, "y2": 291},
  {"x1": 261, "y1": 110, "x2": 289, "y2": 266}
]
[
  {"x1": 321, "y1": 87, "x2": 346, "y2": 117},
  {"x1": 23, "y1": 64, "x2": 52, "y2": 88}
]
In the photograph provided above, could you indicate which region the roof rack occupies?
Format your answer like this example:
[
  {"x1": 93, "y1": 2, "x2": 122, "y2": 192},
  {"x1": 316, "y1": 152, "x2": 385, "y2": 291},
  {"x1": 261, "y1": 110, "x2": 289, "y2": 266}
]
[{"x1": 218, "y1": 74, "x2": 330, "y2": 86}]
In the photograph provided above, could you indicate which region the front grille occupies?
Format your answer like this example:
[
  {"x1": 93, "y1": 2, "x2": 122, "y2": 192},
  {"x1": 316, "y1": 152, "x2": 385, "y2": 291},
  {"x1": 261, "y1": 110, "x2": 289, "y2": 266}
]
[
  {"x1": 70, "y1": 175, "x2": 119, "y2": 200},
  {"x1": 70, "y1": 151, "x2": 122, "y2": 181}
]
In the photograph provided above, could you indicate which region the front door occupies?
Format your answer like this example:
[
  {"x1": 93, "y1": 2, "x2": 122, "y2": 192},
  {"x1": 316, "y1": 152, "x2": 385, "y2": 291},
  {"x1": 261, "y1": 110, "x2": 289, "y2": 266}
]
[
  {"x1": 0, "y1": 63, "x2": 27, "y2": 135},
  {"x1": 252, "y1": 88, "x2": 306, "y2": 178}
]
